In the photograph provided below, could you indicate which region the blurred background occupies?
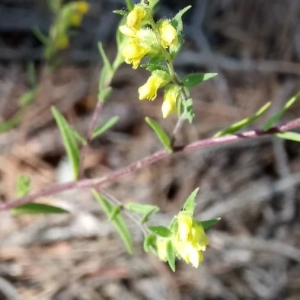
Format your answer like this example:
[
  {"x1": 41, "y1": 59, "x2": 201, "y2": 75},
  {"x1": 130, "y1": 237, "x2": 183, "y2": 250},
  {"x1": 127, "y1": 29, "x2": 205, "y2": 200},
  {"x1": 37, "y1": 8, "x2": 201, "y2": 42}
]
[{"x1": 0, "y1": 0, "x2": 300, "y2": 299}]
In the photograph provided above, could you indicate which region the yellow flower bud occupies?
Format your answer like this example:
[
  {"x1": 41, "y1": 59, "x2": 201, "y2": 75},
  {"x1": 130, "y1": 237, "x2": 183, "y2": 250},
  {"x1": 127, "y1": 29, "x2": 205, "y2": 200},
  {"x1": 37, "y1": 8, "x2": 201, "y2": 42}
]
[
  {"x1": 55, "y1": 34, "x2": 69, "y2": 50},
  {"x1": 122, "y1": 41, "x2": 148, "y2": 69},
  {"x1": 162, "y1": 84, "x2": 180, "y2": 118},
  {"x1": 127, "y1": 6, "x2": 147, "y2": 30},
  {"x1": 74, "y1": 1, "x2": 90, "y2": 14},
  {"x1": 159, "y1": 20, "x2": 178, "y2": 48},
  {"x1": 192, "y1": 222, "x2": 209, "y2": 251},
  {"x1": 177, "y1": 213, "x2": 193, "y2": 242},
  {"x1": 138, "y1": 71, "x2": 170, "y2": 101},
  {"x1": 69, "y1": 13, "x2": 83, "y2": 26}
]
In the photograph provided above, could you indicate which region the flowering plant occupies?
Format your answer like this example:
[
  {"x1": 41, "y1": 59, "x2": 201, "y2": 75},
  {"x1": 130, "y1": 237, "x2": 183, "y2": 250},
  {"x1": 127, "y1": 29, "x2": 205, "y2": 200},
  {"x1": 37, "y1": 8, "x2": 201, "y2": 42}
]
[{"x1": 1, "y1": 0, "x2": 300, "y2": 273}]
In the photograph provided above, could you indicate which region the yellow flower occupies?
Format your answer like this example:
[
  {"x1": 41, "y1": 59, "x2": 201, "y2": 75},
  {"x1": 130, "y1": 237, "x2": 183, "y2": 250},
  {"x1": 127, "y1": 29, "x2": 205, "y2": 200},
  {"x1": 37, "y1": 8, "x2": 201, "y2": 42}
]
[
  {"x1": 69, "y1": 13, "x2": 83, "y2": 26},
  {"x1": 126, "y1": 6, "x2": 147, "y2": 30},
  {"x1": 74, "y1": 1, "x2": 90, "y2": 14},
  {"x1": 174, "y1": 213, "x2": 209, "y2": 268},
  {"x1": 159, "y1": 20, "x2": 178, "y2": 48},
  {"x1": 162, "y1": 84, "x2": 180, "y2": 118},
  {"x1": 138, "y1": 71, "x2": 170, "y2": 101},
  {"x1": 122, "y1": 41, "x2": 148, "y2": 69},
  {"x1": 55, "y1": 34, "x2": 69, "y2": 50},
  {"x1": 156, "y1": 238, "x2": 168, "y2": 262}
]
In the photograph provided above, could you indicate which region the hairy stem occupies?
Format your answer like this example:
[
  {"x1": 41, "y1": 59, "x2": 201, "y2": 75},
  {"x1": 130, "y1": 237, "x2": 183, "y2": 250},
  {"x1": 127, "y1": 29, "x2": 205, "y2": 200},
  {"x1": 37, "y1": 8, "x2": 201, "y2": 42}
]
[{"x1": 1, "y1": 118, "x2": 299, "y2": 211}]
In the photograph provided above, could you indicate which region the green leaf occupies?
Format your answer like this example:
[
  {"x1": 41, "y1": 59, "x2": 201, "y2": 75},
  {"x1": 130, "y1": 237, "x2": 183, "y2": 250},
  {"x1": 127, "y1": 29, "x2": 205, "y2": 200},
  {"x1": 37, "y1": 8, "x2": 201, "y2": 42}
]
[
  {"x1": 17, "y1": 175, "x2": 31, "y2": 197},
  {"x1": 0, "y1": 110, "x2": 23, "y2": 133},
  {"x1": 113, "y1": 9, "x2": 127, "y2": 16},
  {"x1": 180, "y1": 98, "x2": 194, "y2": 123},
  {"x1": 98, "y1": 43, "x2": 113, "y2": 103},
  {"x1": 92, "y1": 116, "x2": 119, "y2": 139},
  {"x1": 215, "y1": 102, "x2": 271, "y2": 137},
  {"x1": 93, "y1": 190, "x2": 133, "y2": 254},
  {"x1": 148, "y1": 226, "x2": 172, "y2": 238},
  {"x1": 32, "y1": 27, "x2": 49, "y2": 45},
  {"x1": 143, "y1": 233, "x2": 157, "y2": 252},
  {"x1": 27, "y1": 62, "x2": 36, "y2": 87},
  {"x1": 51, "y1": 107, "x2": 80, "y2": 179},
  {"x1": 125, "y1": 0, "x2": 134, "y2": 10},
  {"x1": 276, "y1": 131, "x2": 300, "y2": 142},
  {"x1": 12, "y1": 203, "x2": 69, "y2": 215},
  {"x1": 145, "y1": 117, "x2": 172, "y2": 152},
  {"x1": 166, "y1": 240, "x2": 176, "y2": 272},
  {"x1": 182, "y1": 188, "x2": 199, "y2": 215},
  {"x1": 263, "y1": 92, "x2": 300, "y2": 131},
  {"x1": 126, "y1": 203, "x2": 159, "y2": 223},
  {"x1": 19, "y1": 88, "x2": 39, "y2": 107},
  {"x1": 109, "y1": 205, "x2": 123, "y2": 221},
  {"x1": 183, "y1": 73, "x2": 218, "y2": 88},
  {"x1": 197, "y1": 218, "x2": 221, "y2": 230},
  {"x1": 72, "y1": 129, "x2": 87, "y2": 145}
]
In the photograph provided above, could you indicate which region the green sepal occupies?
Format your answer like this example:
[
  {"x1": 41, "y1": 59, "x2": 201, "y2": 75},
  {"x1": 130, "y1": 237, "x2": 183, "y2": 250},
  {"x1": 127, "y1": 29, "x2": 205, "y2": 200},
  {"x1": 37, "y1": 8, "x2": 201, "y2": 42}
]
[
  {"x1": 182, "y1": 188, "x2": 199, "y2": 215},
  {"x1": 276, "y1": 131, "x2": 300, "y2": 142},
  {"x1": 148, "y1": 226, "x2": 172, "y2": 238},
  {"x1": 93, "y1": 190, "x2": 133, "y2": 254},
  {"x1": 145, "y1": 117, "x2": 172, "y2": 152},
  {"x1": 144, "y1": 233, "x2": 157, "y2": 252},
  {"x1": 17, "y1": 175, "x2": 31, "y2": 197},
  {"x1": 11, "y1": 203, "x2": 69, "y2": 215},
  {"x1": 170, "y1": 5, "x2": 192, "y2": 56},
  {"x1": 215, "y1": 102, "x2": 271, "y2": 137},
  {"x1": 125, "y1": 0, "x2": 134, "y2": 10},
  {"x1": 263, "y1": 92, "x2": 300, "y2": 131},
  {"x1": 51, "y1": 106, "x2": 80, "y2": 179},
  {"x1": 113, "y1": 9, "x2": 127, "y2": 16},
  {"x1": 183, "y1": 73, "x2": 218, "y2": 88},
  {"x1": 92, "y1": 116, "x2": 119, "y2": 139}
]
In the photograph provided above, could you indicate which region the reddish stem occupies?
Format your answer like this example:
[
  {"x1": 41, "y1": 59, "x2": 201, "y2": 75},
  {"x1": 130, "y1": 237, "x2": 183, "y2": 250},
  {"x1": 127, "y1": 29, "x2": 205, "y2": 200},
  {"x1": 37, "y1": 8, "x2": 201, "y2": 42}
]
[{"x1": 1, "y1": 118, "x2": 299, "y2": 211}]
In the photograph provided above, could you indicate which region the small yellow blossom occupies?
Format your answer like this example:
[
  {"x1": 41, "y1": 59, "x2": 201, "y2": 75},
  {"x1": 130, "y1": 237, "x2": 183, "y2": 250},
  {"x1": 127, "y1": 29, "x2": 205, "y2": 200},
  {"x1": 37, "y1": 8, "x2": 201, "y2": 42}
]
[
  {"x1": 174, "y1": 213, "x2": 209, "y2": 268},
  {"x1": 159, "y1": 20, "x2": 178, "y2": 48},
  {"x1": 138, "y1": 71, "x2": 170, "y2": 100},
  {"x1": 162, "y1": 84, "x2": 180, "y2": 118},
  {"x1": 69, "y1": 13, "x2": 83, "y2": 26},
  {"x1": 156, "y1": 238, "x2": 168, "y2": 262},
  {"x1": 74, "y1": 1, "x2": 90, "y2": 14},
  {"x1": 55, "y1": 34, "x2": 69, "y2": 50},
  {"x1": 122, "y1": 41, "x2": 148, "y2": 69},
  {"x1": 126, "y1": 6, "x2": 147, "y2": 30}
]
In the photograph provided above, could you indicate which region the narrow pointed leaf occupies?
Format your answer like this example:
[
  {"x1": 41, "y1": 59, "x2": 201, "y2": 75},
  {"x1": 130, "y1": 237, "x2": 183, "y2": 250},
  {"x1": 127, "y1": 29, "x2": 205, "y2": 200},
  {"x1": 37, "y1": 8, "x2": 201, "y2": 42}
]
[
  {"x1": 32, "y1": 27, "x2": 49, "y2": 45},
  {"x1": 92, "y1": 116, "x2": 119, "y2": 139},
  {"x1": 215, "y1": 102, "x2": 271, "y2": 137},
  {"x1": 183, "y1": 73, "x2": 218, "y2": 88},
  {"x1": 145, "y1": 117, "x2": 172, "y2": 152},
  {"x1": 276, "y1": 131, "x2": 300, "y2": 142},
  {"x1": 93, "y1": 190, "x2": 133, "y2": 254},
  {"x1": 12, "y1": 203, "x2": 68, "y2": 215},
  {"x1": 109, "y1": 205, "x2": 123, "y2": 221},
  {"x1": 182, "y1": 188, "x2": 199, "y2": 215},
  {"x1": 197, "y1": 218, "x2": 221, "y2": 230},
  {"x1": 51, "y1": 107, "x2": 80, "y2": 179},
  {"x1": 126, "y1": 203, "x2": 159, "y2": 223},
  {"x1": 263, "y1": 92, "x2": 300, "y2": 131},
  {"x1": 19, "y1": 88, "x2": 39, "y2": 107},
  {"x1": 125, "y1": 0, "x2": 134, "y2": 10},
  {"x1": 166, "y1": 240, "x2": 176, "y2": 272}
]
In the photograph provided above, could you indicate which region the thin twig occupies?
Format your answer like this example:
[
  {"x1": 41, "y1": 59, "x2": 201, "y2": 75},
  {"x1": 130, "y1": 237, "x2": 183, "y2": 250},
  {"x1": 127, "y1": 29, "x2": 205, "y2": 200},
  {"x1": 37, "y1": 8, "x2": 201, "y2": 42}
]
[{"x1": 1, "y1": 118, "x2": 299, "y2": 211}]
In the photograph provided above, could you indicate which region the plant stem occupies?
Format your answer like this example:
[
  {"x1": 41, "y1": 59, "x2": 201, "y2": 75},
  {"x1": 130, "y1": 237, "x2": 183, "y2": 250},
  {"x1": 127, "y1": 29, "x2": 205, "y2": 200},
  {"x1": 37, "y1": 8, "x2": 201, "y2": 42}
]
[{"x1": 1, "y1": 118, "x2": 300, "y2": 211}]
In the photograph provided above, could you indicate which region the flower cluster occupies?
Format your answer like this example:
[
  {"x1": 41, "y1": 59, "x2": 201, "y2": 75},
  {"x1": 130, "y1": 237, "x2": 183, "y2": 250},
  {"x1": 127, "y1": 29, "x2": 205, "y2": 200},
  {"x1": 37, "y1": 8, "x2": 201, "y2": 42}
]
[
  {"x1": 156, "y1": 212, "x2": 209, "y2": 268},
  {"x1": 118, "y1": 2, "x2": 181, "y2": 118},
  {"x1": 46, "y1": 1, "x2": 89, "y2": 59}
]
